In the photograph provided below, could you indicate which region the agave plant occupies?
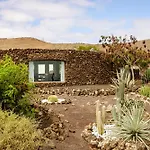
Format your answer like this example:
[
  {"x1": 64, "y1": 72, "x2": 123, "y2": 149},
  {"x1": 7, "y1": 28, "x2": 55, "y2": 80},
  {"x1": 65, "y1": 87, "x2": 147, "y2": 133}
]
[
  {"x1": 113, "y1": 103, "x2": 150, "y2": 149},
  {"x1": 112, "y1": 65, "x2": 134, "y2": 93}
]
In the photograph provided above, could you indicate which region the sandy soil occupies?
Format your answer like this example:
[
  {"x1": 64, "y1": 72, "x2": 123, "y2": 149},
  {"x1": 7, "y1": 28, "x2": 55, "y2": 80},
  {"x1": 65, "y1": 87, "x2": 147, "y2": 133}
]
[{"x1": 41, "y1": 94, "x2": 115, "y2": 150}]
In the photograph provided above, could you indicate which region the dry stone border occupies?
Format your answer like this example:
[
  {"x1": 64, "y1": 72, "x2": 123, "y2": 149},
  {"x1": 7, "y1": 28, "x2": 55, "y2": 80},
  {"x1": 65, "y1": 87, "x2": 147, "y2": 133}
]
[
  {"x1": 35, "y1": 85, "x2": 140, "y2": 97},
  {"x1": 81, "y1": 123, "x2": 148, "y2": 150},
  {"x1": 35, "y1": 87, "x2": 116, "y2": 96}
]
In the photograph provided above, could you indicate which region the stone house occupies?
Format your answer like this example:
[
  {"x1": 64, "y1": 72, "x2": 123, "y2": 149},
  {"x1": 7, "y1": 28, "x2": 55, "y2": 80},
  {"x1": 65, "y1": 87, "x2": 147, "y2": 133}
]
[{"x1": 0, "y1": 49, "x2": 112, "y2": 87}]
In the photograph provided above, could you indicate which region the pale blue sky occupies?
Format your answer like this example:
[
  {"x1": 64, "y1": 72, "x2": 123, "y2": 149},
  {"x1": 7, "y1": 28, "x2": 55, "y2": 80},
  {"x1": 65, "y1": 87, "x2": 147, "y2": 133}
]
[{"x1": 0, "y1": 0, "x2": 149, "y2": 43}]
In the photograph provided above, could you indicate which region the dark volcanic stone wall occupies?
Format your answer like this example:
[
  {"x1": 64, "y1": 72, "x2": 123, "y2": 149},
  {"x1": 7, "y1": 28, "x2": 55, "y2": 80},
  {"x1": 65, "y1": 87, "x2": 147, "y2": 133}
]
[{"x1": 0, "y1": 49, "x2": 113, "y2": 87}]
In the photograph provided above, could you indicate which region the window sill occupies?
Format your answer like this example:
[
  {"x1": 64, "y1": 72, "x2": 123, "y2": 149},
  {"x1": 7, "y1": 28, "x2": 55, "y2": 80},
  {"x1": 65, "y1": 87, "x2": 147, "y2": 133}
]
[{"x1": 34, "y1": 81, "x2": 66, "y2": 83}]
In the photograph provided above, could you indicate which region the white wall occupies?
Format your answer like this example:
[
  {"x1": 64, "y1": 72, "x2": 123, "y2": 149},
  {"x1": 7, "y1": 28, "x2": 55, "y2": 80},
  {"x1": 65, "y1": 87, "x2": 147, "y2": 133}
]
[
  {"x1": 29, "y1": 61, "x2": 34, "y2": 82},
  {"x1": 60, "y1": 61, "x2": 65, "y2": 82}
]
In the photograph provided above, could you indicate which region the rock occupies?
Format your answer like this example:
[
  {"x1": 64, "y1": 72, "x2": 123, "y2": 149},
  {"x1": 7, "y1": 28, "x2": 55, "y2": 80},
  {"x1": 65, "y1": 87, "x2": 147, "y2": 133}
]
[
  {"x1": 64, "y1": 120, "x2": 69, "y2": 123},
  {"x1": 95, "y1": 90, "x2": 99, "y2": 96},
  {"x1": 58, "y1": 114, "x2": 64, "y2": 117},
  {"x1": 58, "y1": 135, "x2": 65, "y2": 141},
  {"x1": 76, "y1": 89, "x2": 81, "y2": 96},
  {"x1": 90, "y1": 140, "x2": 98, "y2": 148},
  {"x1": 87, "y1": 102, "x2": 90, "y2": 105},
  {"x1": 87, "y1": 123, "x2": 93, "y2": 130},
  {"x1": 65, "y1": 99, "x2": 72, "y2": 104},
  {"x1": 106, "y1": 104, "x2": 113, "y2": 112},
  {"x1": 69, "y1": 129, "x2": 76, "y2": 133},
  {"x1": 104, "y1": 90, "x2": 108, "y2": 96},
  {"x1": 64, "y1": 107, "x2": 68, "y2": 111},
  {"x1": 59, "y1": 123, "x2": 63, "y2": 128}
]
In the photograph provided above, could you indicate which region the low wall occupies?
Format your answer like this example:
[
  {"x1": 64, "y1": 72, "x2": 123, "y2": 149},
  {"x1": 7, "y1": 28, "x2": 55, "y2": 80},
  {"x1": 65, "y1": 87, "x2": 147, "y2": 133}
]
[{"x1": 0, "y1": 49, "x2": 113, "y2": 87}]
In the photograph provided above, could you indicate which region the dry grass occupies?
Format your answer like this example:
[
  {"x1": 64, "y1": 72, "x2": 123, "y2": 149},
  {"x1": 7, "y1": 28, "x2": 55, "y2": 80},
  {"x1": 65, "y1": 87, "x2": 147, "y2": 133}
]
[{"x1": 0, "y1": 37, "x2": 150, "y2": 51}]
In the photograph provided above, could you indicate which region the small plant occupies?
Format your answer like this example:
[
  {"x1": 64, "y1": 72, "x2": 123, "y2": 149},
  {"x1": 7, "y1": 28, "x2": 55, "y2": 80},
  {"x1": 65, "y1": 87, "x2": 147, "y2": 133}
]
[
  {"x1": 48, "y1": 95, "x2": 58, "y2": 103},
  {"x1": 113, "y1": 103, "x2": 150, "y2": 149},
  {"x1": 96, "y1": 100, "x2": 106, "y2": 135},
  {"x1": 139, "y1": 86, "x2": 150, "y2": 97},
  {"x1": 0, "y1": 109, "x2": 42, "y2": 150},
  {"x1": 143, "y1": 69, "x2": 150, "y2": 83}
]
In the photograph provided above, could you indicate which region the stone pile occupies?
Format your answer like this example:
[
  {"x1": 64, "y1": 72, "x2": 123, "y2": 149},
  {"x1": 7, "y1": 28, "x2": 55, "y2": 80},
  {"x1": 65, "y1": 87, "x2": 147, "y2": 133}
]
[{"x1": 34, "y1": 104, "x2": 70, "y2": 149}]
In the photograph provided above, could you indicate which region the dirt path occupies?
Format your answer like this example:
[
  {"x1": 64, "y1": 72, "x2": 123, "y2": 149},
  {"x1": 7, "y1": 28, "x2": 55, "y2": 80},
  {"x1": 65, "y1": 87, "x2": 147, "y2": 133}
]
[{"x1": 45, "y1": 95, "x2": 115, "y2": 150}]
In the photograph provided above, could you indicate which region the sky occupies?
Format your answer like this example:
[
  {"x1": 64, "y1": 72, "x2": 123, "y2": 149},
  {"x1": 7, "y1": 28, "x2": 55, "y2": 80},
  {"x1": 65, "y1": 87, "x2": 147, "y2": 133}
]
[{"x1": 0, "y1": 0, "x2": 150, "y2": 43}]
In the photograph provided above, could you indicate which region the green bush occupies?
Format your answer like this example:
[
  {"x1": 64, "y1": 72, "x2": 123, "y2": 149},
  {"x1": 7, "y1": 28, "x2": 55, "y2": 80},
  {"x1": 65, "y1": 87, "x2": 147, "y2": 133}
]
[
  {"x1": 145, "y1": 69, "x2": 150, "y2": 81},
  {"x1": 77, "y1": 45, "x2": 99, "y2": 51},
  {"x1": 139, "y1": 86, "x2": 150, "y2": 97},
  {"x1": 0, "y1": 55, "x2": 35, "y2": 117},
  {"x1": 0, "y1": 109, "x2": 42, "y2": 150}
]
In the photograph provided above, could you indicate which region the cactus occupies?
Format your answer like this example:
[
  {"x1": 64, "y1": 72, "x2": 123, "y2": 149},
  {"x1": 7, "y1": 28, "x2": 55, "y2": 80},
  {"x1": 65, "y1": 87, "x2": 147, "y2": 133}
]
[
  {"x1": 47, "y1": 95, "x2": 58, "y2": 103},
  {"x1": 101, "y1": 105, "x2": 106, "y2": 124},
  {"x1": 97, "y1": 111, "x2": 104, "y2": 135},
  {"x1": 112, "y1": 65, "x2": 134, "y2": 123},
  {"x1": 112, "y1": 65, "x2": 134, "y2": 106},
  {"x1": 96, "y1": 101, "x2": 106, "y2": 135}
]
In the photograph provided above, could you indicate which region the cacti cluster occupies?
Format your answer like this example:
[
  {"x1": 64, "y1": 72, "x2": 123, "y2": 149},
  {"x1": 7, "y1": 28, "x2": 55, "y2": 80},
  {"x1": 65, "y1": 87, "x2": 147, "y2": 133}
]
[
  {"x1": 112, "y1": 65, "x2": 134, "y2": 123},
  {"x1": 112, "y1": 65, "x2": 134, "y2": 105},
  {"x1": 96, "y1": 100, "x2": 106, "y2": 135}
]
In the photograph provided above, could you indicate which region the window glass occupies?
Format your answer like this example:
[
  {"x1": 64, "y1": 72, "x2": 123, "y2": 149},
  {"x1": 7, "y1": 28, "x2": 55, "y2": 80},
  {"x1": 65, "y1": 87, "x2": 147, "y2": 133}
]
[
  {"x1": 30, "y1": 61, "x2": 65, "y2": 82},
  {"x1": 49, "y1": 64, "x2": 53, "y2": 73},
  {"x1": 38, "y1": 64, "x2": 45, "y2": 74}
]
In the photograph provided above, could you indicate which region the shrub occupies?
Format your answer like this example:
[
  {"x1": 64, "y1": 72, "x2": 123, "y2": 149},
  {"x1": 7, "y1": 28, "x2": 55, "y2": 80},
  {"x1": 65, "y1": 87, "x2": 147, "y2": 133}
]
[
  {"x1": 48, "y1": 95, "x2": 58, "y2": 102},
  {"x1": 113, "y1": 104, "x2": 150, "y2": 149},
  {"x1": 99, "y1": 35, "x2": 149, "y2": 74},
  {"x1": 77, "y1": 45, "x2": 99, "y2": 51},
  {"x1": 144, "y1": 69, "x2": 150, "y2": 82},
  {"x1": 0, "y1": 55, "x2": 35, "y2": 117},
  {"x1": 0, "y1": 109, "x2": 42, "y2": 150},
  {"x1": 139, "y1": 86, "x2": 150, "y2": 97}
]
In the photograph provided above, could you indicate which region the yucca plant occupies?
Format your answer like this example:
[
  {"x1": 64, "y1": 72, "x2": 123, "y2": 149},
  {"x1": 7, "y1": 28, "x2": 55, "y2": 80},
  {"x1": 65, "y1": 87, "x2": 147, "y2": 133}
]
[{"x1": 113, "y1": 103, "x2": 150, "y2": 149}]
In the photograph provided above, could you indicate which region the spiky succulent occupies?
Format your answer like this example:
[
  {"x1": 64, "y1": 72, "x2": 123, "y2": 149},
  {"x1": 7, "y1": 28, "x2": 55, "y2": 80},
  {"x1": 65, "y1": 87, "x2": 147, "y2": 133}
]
[{"x1": 113, "y1": 103, "x2": 150, "y2": 149}]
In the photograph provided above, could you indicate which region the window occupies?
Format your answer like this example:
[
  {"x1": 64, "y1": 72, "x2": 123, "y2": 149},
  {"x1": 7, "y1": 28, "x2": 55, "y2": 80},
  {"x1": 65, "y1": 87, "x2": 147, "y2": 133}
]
[
  {"x1": 29, "y1": 61, "x2": 65, "y2": 82},
  {"x1": 38, "y1": 64, "x2": 45, "y2": 74}
]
